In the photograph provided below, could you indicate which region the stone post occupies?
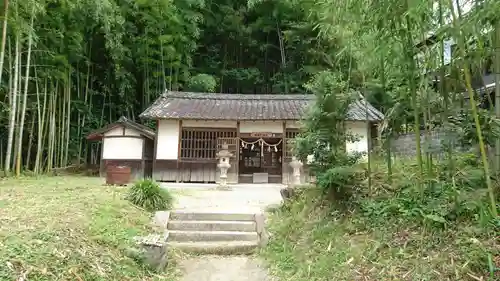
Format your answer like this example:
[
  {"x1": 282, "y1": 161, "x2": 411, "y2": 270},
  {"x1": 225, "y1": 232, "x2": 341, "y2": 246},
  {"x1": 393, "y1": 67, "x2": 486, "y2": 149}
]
[
  {"x1": 132, "y1": 234, "x2": 169, "y2": 272},
  {"x1": 216, "y1": 144, "x2": 233, "y2": 190},
  {"x1": 289, "y1": 156, "x2": 303, "y2": 187}
]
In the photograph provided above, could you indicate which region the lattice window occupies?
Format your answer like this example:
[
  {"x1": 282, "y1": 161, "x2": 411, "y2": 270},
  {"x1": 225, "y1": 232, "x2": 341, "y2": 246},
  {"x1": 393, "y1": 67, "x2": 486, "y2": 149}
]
[
  {"x1": 285, "y1": 130, "x2": 300, "y2": 139},
  {"x1": 180, "y1": 128, "x2": 237, "y2": 159}
]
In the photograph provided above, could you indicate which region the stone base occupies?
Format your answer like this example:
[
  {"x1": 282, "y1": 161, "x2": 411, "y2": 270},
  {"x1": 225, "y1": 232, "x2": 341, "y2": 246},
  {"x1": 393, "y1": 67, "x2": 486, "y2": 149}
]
[{"x1": 216, "y1": 184, "x2": 232, "y2": 191}]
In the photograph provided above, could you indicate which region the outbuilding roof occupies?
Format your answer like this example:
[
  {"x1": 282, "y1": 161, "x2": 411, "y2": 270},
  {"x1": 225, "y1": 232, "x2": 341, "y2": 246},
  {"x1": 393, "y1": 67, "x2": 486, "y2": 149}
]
[
  {"x1": 139, "y1": 91, "x2": 384, "y2": 122},
  {"x1": 86, "y1": 116, "x2": 155, "y2": 141}
]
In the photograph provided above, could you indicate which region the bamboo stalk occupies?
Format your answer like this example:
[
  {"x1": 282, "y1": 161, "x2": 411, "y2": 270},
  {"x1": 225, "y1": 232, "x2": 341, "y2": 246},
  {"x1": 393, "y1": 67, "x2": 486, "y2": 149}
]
[
  {"x1": 447, "y1": 0, "x2": 497, "y2": 217},
  {"x1": 15, "y1": 5, "x2": 35, "y2": 176},
  {"x1": 403, "y1": 0, "x2": 424, "y2": 194},
  {"x1": 4, "y1": 33, "x2": 20, "y2": 174},
  {"x1": 494, "y1": 19, "x2": 500, "y2": 179},
  {"x1": 0, "y1": 0, "x2": 9, "y2": 88}
]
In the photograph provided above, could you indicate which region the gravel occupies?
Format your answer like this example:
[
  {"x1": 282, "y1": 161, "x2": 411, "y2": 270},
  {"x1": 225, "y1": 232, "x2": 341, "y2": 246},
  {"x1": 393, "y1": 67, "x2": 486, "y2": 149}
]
[{"x1": 167, "y1": 183, "x2": 284, "y2": 212}]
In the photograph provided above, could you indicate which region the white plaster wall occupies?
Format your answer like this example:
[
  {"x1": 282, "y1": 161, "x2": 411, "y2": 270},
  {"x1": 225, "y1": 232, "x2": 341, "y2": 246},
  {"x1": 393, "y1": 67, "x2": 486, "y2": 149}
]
[
  {"x1": 104, "y1": 126, "x2": 123, "y2": 136},
  {"x1": 240, "y1": 121, "x2": 283, "y2": 133},
  {"x1": 102, "y1": 137, "x2": 143, "y2": 159},
  {"x1": 124, "y1": 127, "x2": 141, "y2": 136},
  {"x1": 285, "y1": 121, "x2": 302, "y2": 129},
  {"x1": 183, "y1": 120, "x2": 237, "y2": 128},
  {"x1": 156, "y1": 120, "x2": 179, "y2": 160},
  {"x1": 345, "y1": 121, "x2": 369, "y2": 154}
]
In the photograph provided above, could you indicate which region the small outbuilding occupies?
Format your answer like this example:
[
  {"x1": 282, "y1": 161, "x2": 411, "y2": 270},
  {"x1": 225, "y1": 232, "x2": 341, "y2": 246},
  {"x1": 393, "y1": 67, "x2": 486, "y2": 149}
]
[{"x1": 86, "y1": 116, "x2": 155, "y2": 180}]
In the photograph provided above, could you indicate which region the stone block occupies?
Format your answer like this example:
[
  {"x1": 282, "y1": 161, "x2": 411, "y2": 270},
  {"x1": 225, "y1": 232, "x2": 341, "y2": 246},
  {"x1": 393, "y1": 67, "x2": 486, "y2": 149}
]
[
  {"x1": 254, "y1": 213, "x2": 268, "y2": 247},
  {"x1": 151, "y1": 211, "x2": 170, "y2": 231},
  {"x1": 280, "y1": 187, "x2": 295, "y2": 200},
  {"x1": 132, "y1": 234, "x2": 169, "y2": 272}
]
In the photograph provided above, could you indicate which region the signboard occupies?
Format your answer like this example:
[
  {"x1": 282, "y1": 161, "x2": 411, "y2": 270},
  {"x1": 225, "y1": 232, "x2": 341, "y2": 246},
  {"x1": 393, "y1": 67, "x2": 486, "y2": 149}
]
[{"x1": 250, "y1": 132, "x2": 275, "y2": 138}]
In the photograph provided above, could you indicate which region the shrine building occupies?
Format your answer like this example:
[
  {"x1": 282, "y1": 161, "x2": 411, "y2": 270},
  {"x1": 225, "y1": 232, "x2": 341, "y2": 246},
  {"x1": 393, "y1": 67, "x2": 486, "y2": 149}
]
[{"x1": 139, "y1": 91, "x2": 384, "y2": 184}]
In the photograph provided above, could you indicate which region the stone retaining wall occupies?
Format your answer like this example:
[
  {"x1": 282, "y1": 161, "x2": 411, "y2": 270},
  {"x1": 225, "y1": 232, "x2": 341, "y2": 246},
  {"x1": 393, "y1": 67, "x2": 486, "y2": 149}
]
[{"x1": 390, "y1": 130, "x2": 460, "y2": 157}]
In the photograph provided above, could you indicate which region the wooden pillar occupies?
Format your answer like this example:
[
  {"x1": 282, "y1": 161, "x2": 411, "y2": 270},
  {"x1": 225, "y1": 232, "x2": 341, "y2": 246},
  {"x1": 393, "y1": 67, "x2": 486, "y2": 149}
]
[
  {"x1": 236, "y1": 121, "x2": 240, "y2": 183},
  {"x1": 152, "y1": 120, "x2": 159, "y2": 181},
  {"x1": 282, "y1": 121, "x2": 286, "y2": 184},
  {"x1": 99, "y1": 140, "x2": 105, "y2": 178},
  {"x1": 141, "y1": 137, "x2": 146, "y2": 179},
  {"x1": 176, "y1": 120, "x2": 182, "y2": 183}
]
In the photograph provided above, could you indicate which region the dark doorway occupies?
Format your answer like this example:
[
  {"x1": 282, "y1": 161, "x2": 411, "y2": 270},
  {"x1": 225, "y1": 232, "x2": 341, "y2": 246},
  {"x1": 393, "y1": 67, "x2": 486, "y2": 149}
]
[{"x1": 238, "y1": 138, "x2": 283, "y2": 183}]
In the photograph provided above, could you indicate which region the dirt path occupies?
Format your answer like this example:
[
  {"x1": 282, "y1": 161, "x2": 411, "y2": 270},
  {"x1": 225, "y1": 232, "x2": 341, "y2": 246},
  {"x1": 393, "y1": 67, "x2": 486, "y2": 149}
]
[{"x1": 179, "y1": 256, "x2": 270, "y2": 281}]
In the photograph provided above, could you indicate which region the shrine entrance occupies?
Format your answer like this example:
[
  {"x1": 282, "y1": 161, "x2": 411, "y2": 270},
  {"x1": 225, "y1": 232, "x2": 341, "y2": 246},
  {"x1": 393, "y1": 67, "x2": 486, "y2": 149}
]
[{"x1": 238, "y1": 137, "x2": 283, "y2": 184}]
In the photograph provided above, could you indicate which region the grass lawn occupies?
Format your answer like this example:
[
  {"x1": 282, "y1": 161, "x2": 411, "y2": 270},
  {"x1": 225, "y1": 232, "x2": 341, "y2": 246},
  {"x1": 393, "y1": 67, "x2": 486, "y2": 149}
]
[{"x1": 0, "y1": 176, "x2": 181, "y2": 281}]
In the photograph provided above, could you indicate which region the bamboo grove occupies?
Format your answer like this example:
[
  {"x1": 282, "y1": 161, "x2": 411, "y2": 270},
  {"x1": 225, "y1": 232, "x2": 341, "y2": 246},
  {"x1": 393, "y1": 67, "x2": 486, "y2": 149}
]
[
  {"x1": 0, "y1": 0, "x2": 341, "y2": 175},
  {"x1": 296, "y1": 0, "x2": 499, "y2": 217}
]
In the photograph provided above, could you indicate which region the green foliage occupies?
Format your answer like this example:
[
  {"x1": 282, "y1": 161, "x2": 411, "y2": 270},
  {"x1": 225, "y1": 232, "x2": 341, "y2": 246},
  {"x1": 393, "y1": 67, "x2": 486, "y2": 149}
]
[
  {"x1": 186, "y1": 73, "x2": 217, "y2": 92},
  {"x1": 0, "y1": 0, "x2": 357, "y2": 173},
  {"x1": 449, "y1": 108, "x2": 500, "y2": 147},
  {"x1": 362, "y1": 154, "x2": 498, "y2": 228},
  {"x1": 261, "y1": 156, "x2": 500, "y2": 281},
  {"x1": 127, "y1": 179, "x2": 173, "y2": 212},
  {"x1": 295, "y1": 71, "x2": 365, "y2": 200}
]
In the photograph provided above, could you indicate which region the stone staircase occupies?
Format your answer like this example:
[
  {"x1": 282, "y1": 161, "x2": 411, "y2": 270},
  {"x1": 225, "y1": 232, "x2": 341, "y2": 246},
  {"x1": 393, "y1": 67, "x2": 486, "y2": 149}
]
[{"x1": 162, "y1": 210, "x2": 267, "y2": 254}]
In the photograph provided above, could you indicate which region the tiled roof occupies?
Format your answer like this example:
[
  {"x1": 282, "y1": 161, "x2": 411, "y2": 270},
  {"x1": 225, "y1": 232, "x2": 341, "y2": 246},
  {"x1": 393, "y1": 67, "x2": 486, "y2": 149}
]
[
  {"x1": 139, "y1": 91, "x2": 384, "y2": 122},
  {"x1": 86, "y1": 116, "x2": 155, "y2": 141}
]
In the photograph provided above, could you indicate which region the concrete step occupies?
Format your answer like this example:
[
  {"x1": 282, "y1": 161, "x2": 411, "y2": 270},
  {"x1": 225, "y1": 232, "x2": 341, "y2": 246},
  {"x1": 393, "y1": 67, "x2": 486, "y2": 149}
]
[
  {"x1": 168, "y1": 240, "x2": 259, "y2": 255},
  {"x1": 170, "y1": 211, "x2": 255, "y2": 222},
  {"x1": 168, "y1": 220, "x2": 256, "y2": 232},
  {"x1": 168, "y1": 230, "x2": 258, "y2": 242}
]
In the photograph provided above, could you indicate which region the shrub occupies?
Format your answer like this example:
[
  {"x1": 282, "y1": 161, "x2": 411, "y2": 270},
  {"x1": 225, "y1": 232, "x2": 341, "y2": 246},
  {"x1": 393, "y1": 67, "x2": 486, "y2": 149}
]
[
  {"x1": 186, "y1": 73, "x2": 217, "y2": 92},
  {"x1": 359, "y1": 154, "x2": 497, "y2": 229},
  {"x1": 295, "y1": 71, "x2": 365, "y2": 202},
  {"x1": 126, "y1": 179, "x2": 173, "y2": 211}
]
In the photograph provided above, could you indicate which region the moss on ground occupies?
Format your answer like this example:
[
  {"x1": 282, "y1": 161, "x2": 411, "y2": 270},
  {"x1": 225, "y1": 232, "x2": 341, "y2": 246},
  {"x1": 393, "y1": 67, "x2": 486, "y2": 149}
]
[{"x1": 0, "y1": 176, "x2": 181, "y2": 281}]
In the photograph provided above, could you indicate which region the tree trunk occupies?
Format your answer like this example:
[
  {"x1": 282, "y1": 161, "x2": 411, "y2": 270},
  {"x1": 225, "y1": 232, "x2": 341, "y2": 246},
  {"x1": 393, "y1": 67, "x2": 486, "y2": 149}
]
[
  {"x1": 34, "y1": 76, "x2": 47, "y2": 174},
  {"x1": 4, "y1": 35, "x2": 20, "y2": 174},
  {"x1": 276, "y1": 21, "x2": 288, "y2": 93},
  {"x1": 403, "y1": 1, "x2": 423, "y2": 193},
  {"x1": 494, "y1": 20, "x2": 500, "y2": 178},
  {"x1": 64, "y1": 70, "x2": 71, "y2": 166},
  {"x1": 0, "y1": 0, "x2": 9, "y2": 86},
  {"x1": 15, "y1": 7, "x2": 35, "y2": 176}
]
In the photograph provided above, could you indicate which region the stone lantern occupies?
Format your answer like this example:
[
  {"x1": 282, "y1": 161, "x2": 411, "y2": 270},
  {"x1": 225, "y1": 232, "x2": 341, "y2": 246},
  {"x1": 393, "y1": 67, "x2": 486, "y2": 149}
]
[
  {"x1": 216, "y1": 143, "x2": 233, "y2": 190},
  {"x1": 289, "y1": 156, "x2": 303, "y2": 187}
]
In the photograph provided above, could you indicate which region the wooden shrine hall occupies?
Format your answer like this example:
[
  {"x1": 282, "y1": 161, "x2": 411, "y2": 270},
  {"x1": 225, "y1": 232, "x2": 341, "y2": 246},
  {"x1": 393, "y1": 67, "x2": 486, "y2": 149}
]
[{"x1": 139, "y1": 91, "x2": 383, "y2": 184}]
